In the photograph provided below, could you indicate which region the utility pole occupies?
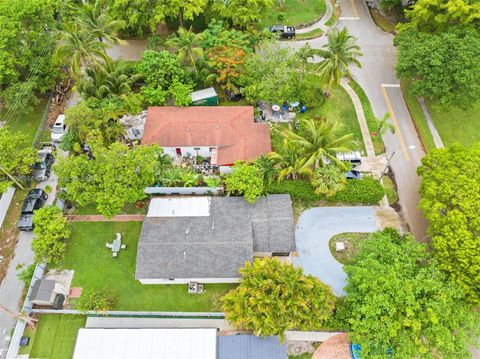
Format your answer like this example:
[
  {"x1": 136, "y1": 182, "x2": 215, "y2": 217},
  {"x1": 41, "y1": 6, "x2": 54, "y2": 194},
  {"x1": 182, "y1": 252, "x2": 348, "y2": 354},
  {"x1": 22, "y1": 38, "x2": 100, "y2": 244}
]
[{"x1": 0, "y1": 305, "x2": 37, "y2": 328}]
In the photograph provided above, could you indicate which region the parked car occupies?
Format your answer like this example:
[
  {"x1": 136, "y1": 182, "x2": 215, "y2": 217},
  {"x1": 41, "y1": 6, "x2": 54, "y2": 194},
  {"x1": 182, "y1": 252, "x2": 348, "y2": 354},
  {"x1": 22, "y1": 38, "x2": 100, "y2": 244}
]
[
  {"x1": 18, "y1": 189, "x2": 48, "y2": 231},
  {"x1": 346, "y1": 170, "x2": 362, "y2": 180},
  {"x1": 336, "y1": 151, "x2": 362, "y2": 167},
  {"x1": 51, "y1": 114, "x2": 67, "y2": 142},
  {"x1": 269, "y1": 25, "x2": 296, "y2": 39},
  {"x1": 33, "y1": 149, "x2": 54, "y2": 182}
]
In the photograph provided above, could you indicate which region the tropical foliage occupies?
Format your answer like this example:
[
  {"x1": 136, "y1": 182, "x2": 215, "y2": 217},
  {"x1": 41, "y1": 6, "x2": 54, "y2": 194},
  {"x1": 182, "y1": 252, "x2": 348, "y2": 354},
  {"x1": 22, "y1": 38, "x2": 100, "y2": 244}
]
[
  {"x1": 311, "y1": 165, "x2": 347, "y2": 196},
  {"x1": 223, "y1": 258, "x2": 335, "y2": 340},
  {"x1": 32, "y1": 206, "x2": 71, "y2": 267},
  {"x1": 77, "y1": 287, "x2": 115, "y2": 312},
  {"x1": 225, "y1": 161, "x2": 264, "y2": 203},
  {"x1": 344, "y1": 229, "x2": 480, "y2": 358},
  {"x1": 212, "y1": 0, "x2": 274, "y2": 28},
  {"x1": 330, "y1": 177, "x2": 385, "y2": 204},
  {"x1": 165, "y1": 27, "x2": 204, "y2": 72},
  {"x1": 417, "y1": 143, "x2": 480, "y2": 303}
]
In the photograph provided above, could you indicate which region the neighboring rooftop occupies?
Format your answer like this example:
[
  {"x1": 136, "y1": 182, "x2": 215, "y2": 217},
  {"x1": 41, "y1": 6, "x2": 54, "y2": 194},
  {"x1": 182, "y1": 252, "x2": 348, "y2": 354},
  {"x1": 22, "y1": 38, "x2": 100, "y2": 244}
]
[
  {"x1": 30, "y1": 279, "x2": 55, "y2": 302},
  {"x1": 135, "y1": 195, "x2": 295, "y2": 281},
  {"x1": 217, "y1": 335, "x2": 287, "y2": 359},
  {"x1": 141, "y1": 106, "x2": 271, "y2": 165}
]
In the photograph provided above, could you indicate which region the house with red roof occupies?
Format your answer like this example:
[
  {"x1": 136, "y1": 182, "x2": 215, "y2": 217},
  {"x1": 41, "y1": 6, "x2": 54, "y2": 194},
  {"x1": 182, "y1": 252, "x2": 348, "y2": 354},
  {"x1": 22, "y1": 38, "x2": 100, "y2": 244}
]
[{"x1": 142, "y1": 106, "x2": 271, "y2": 172}]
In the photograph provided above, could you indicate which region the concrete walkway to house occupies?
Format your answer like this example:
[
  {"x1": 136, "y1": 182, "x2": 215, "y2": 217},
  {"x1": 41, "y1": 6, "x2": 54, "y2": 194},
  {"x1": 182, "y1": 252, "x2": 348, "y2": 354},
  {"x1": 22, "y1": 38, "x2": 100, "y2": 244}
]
[
  {"x1": 66, "y1": 214, "x2": 145, "y2": 221},
  {"x1": 296, "y1": 0, "x2": 334, "y2": 34},
  {"x1": 292, "y1": 206, "x2": 379, "y2": 296},
  {"x1": 416, "y1": 97, "x2": 444, "y2": 149}
]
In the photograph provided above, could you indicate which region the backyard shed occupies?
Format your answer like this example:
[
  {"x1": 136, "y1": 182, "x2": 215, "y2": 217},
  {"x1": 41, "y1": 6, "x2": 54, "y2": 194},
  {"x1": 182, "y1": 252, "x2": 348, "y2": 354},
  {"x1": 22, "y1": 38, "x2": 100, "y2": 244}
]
[
  {"x1": 190, "y1": 87, "x2": 218, "y2": 106},
  {"x1": 29, "y1": 279, "x2": 66, "y2": 308}
]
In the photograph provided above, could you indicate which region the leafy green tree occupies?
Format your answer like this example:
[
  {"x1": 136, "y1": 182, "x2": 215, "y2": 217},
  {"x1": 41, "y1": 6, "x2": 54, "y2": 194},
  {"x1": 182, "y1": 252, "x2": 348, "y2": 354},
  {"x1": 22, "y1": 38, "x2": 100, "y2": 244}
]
[
  {"x1": 254, "y1": 155, "x2": 277, "y2": 184},
  {"x1": 55, "y1": 141, "x2": 163, "y2": 217},
  {"x1": 55, "y1": 22, "x2": 108, "y2": 79},
  {"x1": 77, "y1": 287, "x2": 115, "y2": 312},
  {"x1": 418, "y1": 143, "x2": 480, "y2": 302},
  {"x1": 372, "y1": 113, "x2": 395, "y2": 137},
  {"x1": 201, "y1": 20, "x2": 252, "y2": 51},
  {"x1": 344, "y1": 229, "x2": 480, "y2": 358},
  {"x1": 282, "y1": 117, "x2": 352, "y2": 170},
  {"x1": 316, "y1": 27, "x2": 362, "y2": 88},
  {"x1": 206, "y1": 45, "x2": 247, "y2": 91},
  {"x1": 79, "y1": 0, "x2": 126, "y2": 44},
  {"x1": 225, "y1": 161, "x2": 264, "y2": 204},
  {"x1": 401, "y1": 0, "x2": 480, "y2": 33},
  {"x1": 269, "y1": 142, "x2": 312, "y2": 181},
  {"x1": 170, "y1": 81, "x2": 193, "y2": 106},
  {"x1": 240, "y1": 41, "x2": 314, "y2": 105},
  {"x1": 1, "y1": 80, "x2": 40, "y2": 117},
  {"x1": 0, "y1": 128, "x2": 37, "y2": 193},
  {"x1": 395, "y1": 28, "x2": 480, "y2": 109},
  {"x1": 78, "y1": 60, "x2": 140, "y2": 100},
  {"x1": 212, "y1": 0, "x2": 274, "y2": 28},
  {"x1": 32, "y1": 206, "x2": 71, "y2": 267},
  {"x1": 141, "y1": 86, "x2": 168, "y2": 106},
  {"x1": 165, "y1": 27, "x2": 204, "y2": 72},
  {"x1": 311, "y1": 165, "x2": 347, "y2": 196},
  {"x1": 223, "y1": 258, "x2": 335, "y2": 340}
]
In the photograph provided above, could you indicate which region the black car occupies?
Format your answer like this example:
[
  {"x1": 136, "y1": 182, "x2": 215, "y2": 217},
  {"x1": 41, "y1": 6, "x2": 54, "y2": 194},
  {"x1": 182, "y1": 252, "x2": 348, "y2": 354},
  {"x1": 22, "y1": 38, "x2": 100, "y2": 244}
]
[
  {"x1": 17, "y1": 189, "x2": 48, "y2": 231},
  {"x1": 269, "y1": 25, "x2": 296, "y2": 39},
  {"x1": 346, "y1": 170, "x2": 362, "y2": 180}
]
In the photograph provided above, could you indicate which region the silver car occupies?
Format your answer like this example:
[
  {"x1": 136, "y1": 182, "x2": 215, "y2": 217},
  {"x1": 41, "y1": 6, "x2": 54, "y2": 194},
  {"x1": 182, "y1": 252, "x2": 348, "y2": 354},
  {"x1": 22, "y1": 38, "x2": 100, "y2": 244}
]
[{"x1": 33, "y1": 150, "x2": 54, "y2": 182}]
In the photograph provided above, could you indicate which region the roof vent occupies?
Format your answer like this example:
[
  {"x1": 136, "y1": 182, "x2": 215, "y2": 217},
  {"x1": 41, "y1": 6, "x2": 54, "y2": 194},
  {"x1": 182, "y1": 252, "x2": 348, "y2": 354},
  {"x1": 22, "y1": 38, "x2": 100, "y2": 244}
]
[{"x1": 186, "y1": 128, "x2": 191, "y2": 132}]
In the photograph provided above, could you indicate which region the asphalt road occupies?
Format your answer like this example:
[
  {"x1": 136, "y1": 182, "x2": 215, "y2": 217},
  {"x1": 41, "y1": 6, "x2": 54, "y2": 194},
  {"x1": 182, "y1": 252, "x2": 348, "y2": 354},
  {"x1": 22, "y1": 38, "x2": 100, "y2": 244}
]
[{"x1": 284, "y1": 0, "x2": 427, "y2": 240}]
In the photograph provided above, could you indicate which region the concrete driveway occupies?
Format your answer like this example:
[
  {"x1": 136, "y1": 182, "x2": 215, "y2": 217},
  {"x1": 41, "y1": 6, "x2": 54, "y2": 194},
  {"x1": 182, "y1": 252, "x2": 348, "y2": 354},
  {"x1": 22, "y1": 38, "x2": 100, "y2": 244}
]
[{"x1": 292, "y1": 206, "x2": 378, "y2": 296}]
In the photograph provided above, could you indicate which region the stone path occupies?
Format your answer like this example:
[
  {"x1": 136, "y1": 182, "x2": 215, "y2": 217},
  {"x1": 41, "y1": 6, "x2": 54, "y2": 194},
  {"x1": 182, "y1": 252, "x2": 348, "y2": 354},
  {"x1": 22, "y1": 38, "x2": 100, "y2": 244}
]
[
  {"x1": 66, "y1": 214, "x2": 145, "y2": 222},
  {"x1": 416, "y1": 97, "x2": 444, "y2": 149},
  {"x1": 296, "y1": 0, "x2": 334, "y2": 34}
]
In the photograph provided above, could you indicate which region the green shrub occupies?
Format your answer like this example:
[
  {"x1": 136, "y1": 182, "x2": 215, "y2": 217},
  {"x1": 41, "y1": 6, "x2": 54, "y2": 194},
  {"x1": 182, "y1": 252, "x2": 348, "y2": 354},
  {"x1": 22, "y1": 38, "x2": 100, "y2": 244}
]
[
  {"x1": 17, "y1": 263, "x2": 36, "y2": 285},
  {"x1": 266, "y1": 180, "x2": 320, "y2": 202},
  {"x1": 330, "y1": 177, "x2": 385, "y2": 204},
  {"x1": 77, "y1": 288, "x2": 115, "y2": 312}
]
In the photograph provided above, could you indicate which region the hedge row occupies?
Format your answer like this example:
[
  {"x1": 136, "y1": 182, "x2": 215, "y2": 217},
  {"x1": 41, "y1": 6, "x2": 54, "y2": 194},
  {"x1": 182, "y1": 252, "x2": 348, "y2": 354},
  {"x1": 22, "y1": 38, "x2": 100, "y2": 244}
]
[
  {"x1": 266, "y1": 180, "x2": 320, "y2": 202},
  {"x1": 329, "y1": 177, "x2": 385, "y2": 205}
]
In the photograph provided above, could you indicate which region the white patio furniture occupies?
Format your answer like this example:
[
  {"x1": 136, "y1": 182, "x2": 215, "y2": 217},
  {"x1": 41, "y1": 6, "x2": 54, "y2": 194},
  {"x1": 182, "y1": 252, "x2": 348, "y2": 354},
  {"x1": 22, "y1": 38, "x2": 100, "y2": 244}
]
[
  {"x1": 106, "y1": 233, "x2": 126, "y2": 258},
  {"x1": 121, "y1": 244, "x2": 126, "y2": 249},
  {"x1": 335, "y1": 242, "x2": 346, "y2": 252},
  {"x1": 105, "y1": 243, "x2": 112, "y2": 249}
]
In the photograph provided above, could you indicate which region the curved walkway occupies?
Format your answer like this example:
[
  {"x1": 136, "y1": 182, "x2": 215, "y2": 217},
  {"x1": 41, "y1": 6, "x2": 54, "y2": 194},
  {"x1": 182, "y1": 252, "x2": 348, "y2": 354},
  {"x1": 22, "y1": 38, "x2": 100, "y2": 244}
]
[
  {"x1": 296, "y1": 0, "x2": 334, "y2": 34},
  {"x1": 292, "y1": 206, "x2": 378, "y2": 296}
]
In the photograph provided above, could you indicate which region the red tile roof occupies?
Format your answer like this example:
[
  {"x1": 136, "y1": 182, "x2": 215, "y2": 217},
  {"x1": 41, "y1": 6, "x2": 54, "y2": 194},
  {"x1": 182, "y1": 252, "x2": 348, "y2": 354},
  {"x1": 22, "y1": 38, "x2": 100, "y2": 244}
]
[
  {"x1": 312, "y1": 334, "x2": 351, "y2": 359},
  {"x1": 142, "y1": 106, "x2": 271, "y2": 166}
]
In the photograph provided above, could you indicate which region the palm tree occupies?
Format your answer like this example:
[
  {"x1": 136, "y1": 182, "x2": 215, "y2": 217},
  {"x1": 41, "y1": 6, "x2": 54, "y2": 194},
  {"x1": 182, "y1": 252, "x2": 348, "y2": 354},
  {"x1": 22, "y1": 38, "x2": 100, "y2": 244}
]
[
  {"x1": 77, "y1": 60, "x2": 141, "y2": 100},
  {"x1": 269, "y1": 142, "x2": 313, "y2": 181},
  {"x1": 315, "y1": 27, "x2": 362, "y2": 88},
  {"x1": 311, "y1": 165, "x2": 347, "y2": 196},
  {"x1": 165, "y1": 27, "x2": 204, "y2": 72},
  {"x1": 55, "y1": 22, "x2": 108, "y2": 79},
  {"x1": 78, "y1": 0, "x2": 126, "y2": 44},
  {"x1": 283, "y1": 117, "x2": 353, "y2": 170},
  {"x1": 372, "y1": 112, "x2": 395, "y2": 137}
]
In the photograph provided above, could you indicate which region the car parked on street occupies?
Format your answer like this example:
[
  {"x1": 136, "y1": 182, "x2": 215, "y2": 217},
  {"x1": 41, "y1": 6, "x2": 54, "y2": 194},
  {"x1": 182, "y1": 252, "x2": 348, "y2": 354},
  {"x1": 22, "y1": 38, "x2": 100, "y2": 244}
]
[
  {"x1": 346, "y1": 170, "x2": 362, "y2": 180},
  {"x1": 51, "y1": 114, "x2": 68, "y2": 142},
  {"x1": 269, "y1": 25, "x2": 296, "y2": 39},
  {"x1": 17, "y1": 189, "x2": 48, "y2": 231},
  {"x1": 33, "y1": 149, "x2": 54, "y2": 182}
]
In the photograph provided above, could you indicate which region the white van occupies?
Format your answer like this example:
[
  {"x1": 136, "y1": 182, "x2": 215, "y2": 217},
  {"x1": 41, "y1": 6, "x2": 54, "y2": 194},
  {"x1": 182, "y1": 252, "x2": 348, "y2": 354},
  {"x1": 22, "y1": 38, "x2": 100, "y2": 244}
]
[{"x1": 51, "y1": 114, "x2": 67, "y2": 142}]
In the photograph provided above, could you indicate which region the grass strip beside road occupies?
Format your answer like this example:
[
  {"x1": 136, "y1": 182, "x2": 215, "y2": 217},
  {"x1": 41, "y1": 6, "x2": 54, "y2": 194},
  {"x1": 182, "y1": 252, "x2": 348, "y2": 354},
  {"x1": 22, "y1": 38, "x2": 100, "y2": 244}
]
[
  {"x1": 295, "y1": 28, "x2": 324, "y2": 40},
  {"x1": 261, "y1": 0, "x2": 326, "y2": 27},
  {"x1": 369, "y1": 9, "x2": 397, "y2": 33},
  {"x1": 400, "y1": 80, "x2": 436, "y2": 152}
]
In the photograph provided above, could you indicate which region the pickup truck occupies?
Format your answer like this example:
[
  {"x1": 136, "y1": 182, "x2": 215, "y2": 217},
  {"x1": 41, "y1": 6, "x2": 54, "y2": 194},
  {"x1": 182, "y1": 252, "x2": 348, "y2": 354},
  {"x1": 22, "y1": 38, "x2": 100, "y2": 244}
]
[{"x1": 269, "y1": 25, "x2": 296, "y2": 39}]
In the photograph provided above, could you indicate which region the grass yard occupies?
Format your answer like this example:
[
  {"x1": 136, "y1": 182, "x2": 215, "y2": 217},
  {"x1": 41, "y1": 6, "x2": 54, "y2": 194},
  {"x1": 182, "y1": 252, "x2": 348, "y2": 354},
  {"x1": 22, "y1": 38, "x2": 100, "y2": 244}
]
[
  {"x1": 295, "y1": 28, "x2": 323, "y2": 40},
  {"x1": 63, "y1": 221, "x2": 235, "y2": 311},
  {"x1": 329, "y1": 232, "x2": 370, "y2": 265},
  {"x1": 260, "y1": 0, "x2": 326, "y2": 27},
  {"x1": 401, "y1": 80, "x2": 436, "y2": 152},
  {"x1": 426, "y1": 99, "x2": 480, "y2": 147},
  {"x1": 349, "y1": 81, "x2": 385, "y2": 154},
  {"x1": 383, "y1": 176, "x2": 398, "y2": 205},
  {"x1": 23, "y1": 315, "x2": 86, "y2": 359}
]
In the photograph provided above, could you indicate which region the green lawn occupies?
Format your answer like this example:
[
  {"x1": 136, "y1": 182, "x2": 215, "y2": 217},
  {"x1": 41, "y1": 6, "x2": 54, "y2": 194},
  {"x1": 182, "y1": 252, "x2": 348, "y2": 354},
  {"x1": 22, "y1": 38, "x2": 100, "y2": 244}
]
[
  {"x1": 304, "y1": 84, "x2": 366, "y2": 153},
  {"x1": 383, "y1": 176, "x2": 398, "y2": 205},
  {"x1": 401, "y1": 80, "x2": 436, "y2": 152},
  {"x1": 329, "y1": 232, "x2": 370, "y2": 265},
  {"x1": 349, "y1": 81, "x2": 385, "y2": 154},
  {"x1": 260, "y1": 0, "x2": 326, "y2": 27},
  {"x1": 26, "y1": 315, "x2": 86, "y2": 359},
  {"x1": 63, "y1": 221, "x2": 235, "y2": 311},
  {"x1": 295, "y1": 28, "x2": 323, "y2": 40}
]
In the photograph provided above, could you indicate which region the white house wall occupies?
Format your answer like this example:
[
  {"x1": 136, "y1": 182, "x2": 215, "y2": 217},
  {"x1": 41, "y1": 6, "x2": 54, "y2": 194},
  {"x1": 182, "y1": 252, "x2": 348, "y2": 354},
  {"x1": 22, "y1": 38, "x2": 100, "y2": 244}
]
[
  {"x1": 162, "y1": 146, "x2": 212, "y2": 158},
  {"x1": 139, "y1": 278, "x2": 241, "y2": 285}
]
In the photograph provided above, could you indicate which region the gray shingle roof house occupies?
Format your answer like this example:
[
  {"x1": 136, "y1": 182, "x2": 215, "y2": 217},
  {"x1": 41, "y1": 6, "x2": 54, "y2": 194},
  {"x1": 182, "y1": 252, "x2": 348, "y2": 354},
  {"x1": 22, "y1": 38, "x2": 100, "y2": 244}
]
[
  {"x1": 135, "y1": 195, "x2": 295, "y2": 284},
  {"x1": 217, "y1": 335, "x2": 287, "y2": 359}
]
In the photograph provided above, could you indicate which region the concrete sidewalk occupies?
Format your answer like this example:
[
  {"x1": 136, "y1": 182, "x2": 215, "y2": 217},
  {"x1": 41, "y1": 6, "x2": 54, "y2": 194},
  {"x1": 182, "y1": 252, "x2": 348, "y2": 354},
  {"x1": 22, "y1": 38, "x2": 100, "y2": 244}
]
[{"x1": 296, "y1": 0, "x2": 334, "y2": 34}]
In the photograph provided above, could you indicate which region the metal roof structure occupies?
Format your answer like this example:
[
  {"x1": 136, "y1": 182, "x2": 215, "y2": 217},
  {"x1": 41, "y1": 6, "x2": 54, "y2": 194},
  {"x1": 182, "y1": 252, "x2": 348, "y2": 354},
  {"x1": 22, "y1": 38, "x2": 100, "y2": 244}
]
[{"x1": 72, "y1": 328, "x2": 217, "y2": 359}]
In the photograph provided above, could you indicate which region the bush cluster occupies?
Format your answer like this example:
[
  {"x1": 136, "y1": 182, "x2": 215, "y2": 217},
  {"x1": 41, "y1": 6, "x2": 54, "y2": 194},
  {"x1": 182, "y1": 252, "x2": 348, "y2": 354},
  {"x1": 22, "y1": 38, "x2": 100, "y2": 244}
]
[
  {"x1": 266, "y1": 180, "x2": 320, "y2": 202},
  {"x1": 330, "y1": 177, "x2": 385, "y2": 204}
]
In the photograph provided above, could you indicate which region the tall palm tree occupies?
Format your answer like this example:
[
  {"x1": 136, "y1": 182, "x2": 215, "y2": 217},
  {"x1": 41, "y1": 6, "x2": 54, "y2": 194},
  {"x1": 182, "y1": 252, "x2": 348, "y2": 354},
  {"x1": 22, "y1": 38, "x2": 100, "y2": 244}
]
[
  {"x1": 165, "y1": 27, "x2": 204, "y2": 72},
  {"x1": 311, "y1": 165, "x2": 347, "y2": 196},
  {"x1": 373, "y1": 112, "x2": 395, "y2": 137},
  {"x1": 315, "y1": 27, "x2": 362, "y2": 88},
  {"x1": 55, "y1": 22, "x2": 108, "y2": 79},
  {"x1": 283, "y1": 117, "x2": 353, "y2": 170},
  {"x1": 269, "y1": 142, "x2": 313, "y2": 181},
  {"x1": 78, "y1": 0, "x2": 126, "y2": 44}
]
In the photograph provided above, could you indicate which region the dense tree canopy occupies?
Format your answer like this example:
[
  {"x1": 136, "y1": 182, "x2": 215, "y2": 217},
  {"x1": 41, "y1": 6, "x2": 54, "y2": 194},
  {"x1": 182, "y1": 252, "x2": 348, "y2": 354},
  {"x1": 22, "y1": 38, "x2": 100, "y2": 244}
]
[
  {"x1": 225, "y1": 161, "x2": 264, "y2": 204},
  {"x1": 418, "y1": 143, "x2": 480, "y2": 303},
  {"x1": 395, "y1": 28, "x2": 480, "y2": 109},
  {"x1": 223, "y1": 258, "x2": 335, "y2": 340},
  {"x1": 0, "y1": 128, "x2": 37, "y2": 193},
  {"x1": 344, "y1": 229, "x2": 480, "y2": 358},
  {"x1": 212, "y1": 0, "x2": 273, "y2": 28},
  {"x1": 55, "y1": 141, "x2": 162, "y2": 217}
]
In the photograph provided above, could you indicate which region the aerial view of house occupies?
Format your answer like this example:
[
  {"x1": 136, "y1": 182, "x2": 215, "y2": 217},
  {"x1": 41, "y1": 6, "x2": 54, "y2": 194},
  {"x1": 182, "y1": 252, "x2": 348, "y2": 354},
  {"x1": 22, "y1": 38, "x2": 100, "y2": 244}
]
[{"x1": 0, "y1": 0, "x2": 479, "y2": 358}]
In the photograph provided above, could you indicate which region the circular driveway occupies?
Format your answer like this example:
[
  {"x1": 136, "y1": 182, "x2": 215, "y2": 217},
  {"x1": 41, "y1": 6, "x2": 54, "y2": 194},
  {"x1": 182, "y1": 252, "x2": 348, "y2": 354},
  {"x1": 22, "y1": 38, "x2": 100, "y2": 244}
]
[{"x1": 292, "y1": 206, "x2": 378, "y2": 296}]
